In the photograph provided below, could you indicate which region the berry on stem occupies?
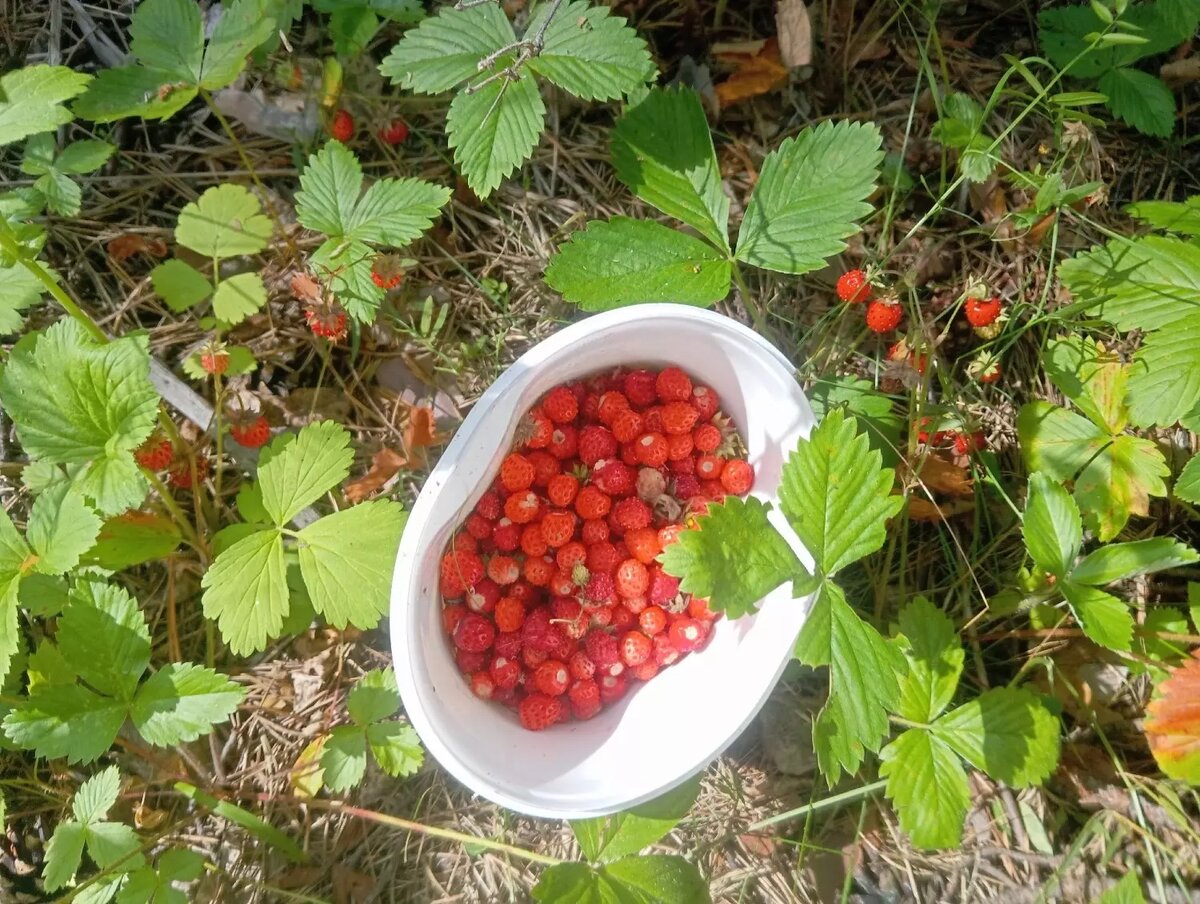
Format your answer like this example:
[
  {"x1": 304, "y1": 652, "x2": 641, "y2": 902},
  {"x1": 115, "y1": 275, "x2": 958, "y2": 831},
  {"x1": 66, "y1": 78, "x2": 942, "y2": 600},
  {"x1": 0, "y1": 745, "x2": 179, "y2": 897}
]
[
  {"x1": 865, "y1": 299, "x2": 903, "y2": 333},
  {"x1": 230, "y1": 415, "x2": 270, "y2": 449},
  {"x1": 836, "y1": 269, "x2": 872, "y2": 303},
  {"x1": 964, "y1": 295, "x2": 1002, "y2": 328},
  {"x1": 330, "y1": 109, "x2": 355, "y2": 142}
]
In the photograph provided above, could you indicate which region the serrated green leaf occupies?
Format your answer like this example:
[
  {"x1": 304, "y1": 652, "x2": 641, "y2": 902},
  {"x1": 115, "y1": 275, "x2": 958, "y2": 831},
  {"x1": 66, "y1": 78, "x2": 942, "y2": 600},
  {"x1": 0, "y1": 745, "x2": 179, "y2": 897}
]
[
  {"x1": 892, "y1": 597, "x2": 963, "y2": 723},
  {"x1": 258, "y1": 421, "x2": 354, "y2": 525},
  {"x1": 200, "y1": 529, "x2": 288, "y2": 656},
  {"x1": 571, "y1": 776, "x2": 699, "y2": 864},
  {"x1": 72, "y1": 66, "x2": 198, "y2": 123},
  {"x1": 34, "y1": 169, "x2": 83, "y2": 217},
  {"x1": 379, "y1": 3, "x2": 515, "y2": 93},
  {"x1": 0, "y1": 577, "x2": 20, "y2": 689},
  {"x1": 27, "y1": 638, "x2": 74, "y2": 689},
  {"x1": 610, "y1": 88, "x2": 728, "y2": 250},
  {"x1": 0, "y1": 263, "x2": 44, "y2": 333},
  {"x1": 118, "y1": 848, "x2": 204, "y2": 904},
  {"x1": 0, "y1": 319, "x2": 157, "y2": 515},
  {"x1": 600, "y1": 855, "x2": 711, "y2": 904},
  {"x1": 932, "y1": 687, "x2": 1060, "y2": 787},
  {"x1": 1043, "y1": 335, "x2": 1128, "y2": 433},
  {"x1": 328, "y1": 7, "x2": 381, "y2": 58},
  {"x1": 20, "y1": 574, "x2": 68, "y2": 619},
  {"x1": 84, "y1": 819, "x2": 142, "y2": 870},
  {"x1": 1136, "y1": 606, "x2": 1191, "y2": 667},
  {"x1": 879, "y1": 728, "x2": 970, "y2": 849},
  {"x1": 296, "y1": 141, "x2": 362, "y2": 236},
  {"x1": 735, "y1": 120, "x2": 882, "y2": 274},
  {"x1": 1061, "y1": 580, "x2": 1134, "y2": 651},
  {"x1": 0, "y1": 65, "x2": 92, "y2": 146},
  {"x1": 73, "y1": 766, "x2": 121, "y2": 824},
  {"x1": 43, "y1": 821, "x2": 86, "y2": 891},
  {"x1": 795, "y1": 583, "x2": 904, "y2": 781},
  {"x1": 778, "y1": 408, "x2": 902, "y2": 577},
  {"x1": 3, "y1": 684, "x2": 127, "y2": 763},
  {"x1": 131, "y1": 663, "x2": 243, "y2": 746},
  {"x1": 347, "y1": 668, "x2": 401, "y2": 724},
  {"x1": 175, "y1": 184, "x2": 272, "y2": 259},
  {"x1": 201, "y1": 0, "x2": 276, "y2": 90},
  {"x1": 447, "y1": 72, "x2": 545, "y2": 200},
  {"x1": 527, "y1": 0, "x2": 653, "y2": 101},
  {"x1": 1023, "y1": 473, "x2": 1082, "y2": 578},
  {"x1": 211, "y1": 272, "x2": 267, "y2": 326},
  {"x1": 297, "y1": 501, "x2": 406, "y2": 629},
  {"x1": 310, "y1": 238, "x2": 385, "y2": 323},
  {"x1": 27, "y1": 485, "x2": 101, "y2": 576},
  {"x1": 58, "y1": 581, "x2": 151, "y2": 699},
  {"x1": 55, "y1": 140, "x2": 115, "y2": 174},
  {"x1": 345, "y1": 177, "x2": 451, "y2": 247},
  {"x1": 806, "y1": 376, "x2": 903, "y2": 467},
  {"x1": 1098, "y1": 872, "x2": 1148, "y2": 904},
  {"x1": 1058, "y1": 235, "x2": 1200, "y2": 332},
  {"x1": 1073, "y1": 537, "x2": 1198, "y2": 585},
  {"x1": 151, "y1": 259, "x2": 212, "y2": 312},
  {"x1": 1127, "y1": 196, "x2": 1200, "y2": 235},
  {"x1": 367, "y1": 722, "x2": 424, "y2": 777},
  {"x1": 1178, "y1": 454, "x2": 1200, "y2": 504},
  {"x1": 659, "y1": 496, "x2": 801, "y2": 617},
  {"x1": 1098, "y1": 67, "x2": 1175, "y2": 138},
  {"x1": 1126, "y1": 311, "x2": 1200, "y2": 427},
  {"x1": 130, "y1": 0, "x2": 204, "y2": 82},
  {"x1": 533, "y1": 863, "x2": 602, "y2": 902},
  {"x1": 321, "y1": 725, "x2": 368, "y2": 792},
  {"x1": 83, "y1": 511, "x2": 182, "y2": 570}
]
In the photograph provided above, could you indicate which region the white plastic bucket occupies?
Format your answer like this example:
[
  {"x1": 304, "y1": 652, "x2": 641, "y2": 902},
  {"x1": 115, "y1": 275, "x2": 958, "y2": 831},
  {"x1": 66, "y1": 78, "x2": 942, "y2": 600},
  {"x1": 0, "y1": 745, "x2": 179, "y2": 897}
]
[{"x1": 390, "y1": 304, "x2": 817, "y2": 819}]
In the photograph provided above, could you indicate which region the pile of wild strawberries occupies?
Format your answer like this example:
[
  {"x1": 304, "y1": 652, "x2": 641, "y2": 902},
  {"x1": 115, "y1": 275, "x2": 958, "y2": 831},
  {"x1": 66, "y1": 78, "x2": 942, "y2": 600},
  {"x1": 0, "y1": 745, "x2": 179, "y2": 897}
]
[{"x1": 438, "y1": 366, "x2": 755, "y2": 731}]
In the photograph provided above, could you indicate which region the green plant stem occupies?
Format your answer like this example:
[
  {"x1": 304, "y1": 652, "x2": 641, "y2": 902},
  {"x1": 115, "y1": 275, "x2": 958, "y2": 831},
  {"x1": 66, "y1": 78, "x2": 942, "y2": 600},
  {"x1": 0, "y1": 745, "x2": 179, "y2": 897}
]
[
  {"x1": 729, "y1": 261, "x2": 767, "y2": 334},
  {"x1": 0, "y1": 229, "x2": 106, "y2": 343},
  {"x1": 300, "y1": 798, "x2": 562, "y2": 866},
  {"x1": 145, "y1": 470, "x2": 208, "y2": 558},
  {"x1": 743, "y1": 778, "x2": 887, "y2": 833}
]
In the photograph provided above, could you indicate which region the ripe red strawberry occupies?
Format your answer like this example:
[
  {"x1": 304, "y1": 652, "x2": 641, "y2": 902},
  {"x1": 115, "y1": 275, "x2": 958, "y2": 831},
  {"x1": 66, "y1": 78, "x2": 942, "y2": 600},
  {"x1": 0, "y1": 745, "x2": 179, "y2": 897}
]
[
  {"x1": 522, "y1": 607, "x2": 560, "y2": 652},
  {"x1": 585, "y1": 630, "x2": 620, "y2": 666},
  {"x1": 655, "y1": 367, "x2": 692, "y2": 402},
  {"x1": 666, "y1": 433, "x2": 693, "y2": 461},
  {"x1": 599, "y1": 673, "x2": 628, "y2": 704},
  {"x1": 486, "y1": 554, "x2": 520, "y2": 586},
  {"x1": 533, "y1": 659, "x2": 570, "y2": 696},
  {"x1": 836, "y1": 269, "x2": 872, "y2": 303},
  {"x1": 523, "y1": 646, "x2": 549, "y2": 669},
  {"x1": 575, "y1": 485, "x2": 612, "y2": 521},
  {"x1": 547, "y1": 473, "x2": 579, "y2": 507},
  {"x1": 465, "y1": 578, "x2": 500, "y2": 614},
  {"x1": 527, "y1": 450, "x2": 559, "y2": 487},
  {"x1": 465, "y1": 514, "x2": 492, "y2": 540},
  {"x1": 578, "y1": 426, "x2": 617, "y2": 466},
  {"x1": 542, "y1": 386, "x2": 579, "y2": 424},
  {"x1": 519, "y1": 693, "x2": 564, "y2": 730},
  {"x1": 592, "y1": 461, "x2": 635, "y2": 498},
  {"x1": 654, "y1": 633, "x2": 680, "y2": 667},
  {"x1": 492, "y1": 518, "x2": 520, "y2": 551},
  {"x1": 632, "y1": 659, "x2": 659, "y2": 681},
  {"x1": 520, "y1": 523, "x2": 549, "y2": 557},
  {"x1": 720, "y1": 459, "x2": 754, "y2": 495},
  {"x1": 457, "y1": 649, "x2": 486, "y2": 674},
  {"x1": 638, "y1": 606, "x2": 668, "y2": 636},
  {"x1": 648, "y1": 567, "x2": 680, "y2": 606},
  {"x1": 568, "y1": 679, "x2": 601, "y2": 719},
  {"x1": 674, "y1": 474, "x2": 701, "y2": 501},
  {"x1": 660, "y1": 401, "x2": 698, "y2": 436},
  {"x1": 469, "y1": 672, "x2": 495, "y2": 698},
  {"x1": 622, "y1": 370, "x2": 658, "y2": 407},
  {"x1": 964, "y1": 295, "x2": 1001, "y2": 328},
  {"x1": 489, "y1": 656, "x2": 521, "y2": 690},
  {"x1": 695, "y1": 454, "x2": 724, "y2": 480},
  {"x1": 642, "y1": 407, "x2": 664, "y2": 434},
  {"x1": 540, "y1": 510, "x2": 576, "y2": 548},
  {"x1": 494, "y1": 631, "x2": 522, "y2": 658},
  {"x1": 597, "y1": 390, "x2": 630, "y2": 425},
  {"x1": 569, "y1": 651, "x2": 596, "y2": 680},
  {"x1": 441, "y1": 550, "x2": 483, "y2": 597},
  {"x1": 330, "y1": 108, "x2": 355, "y2": 141},
  {"x1": 230, "y1": 415, "x2": 270, "y2": 449},
  {"x1": 522, "y1": 409, "x2": 553, "y2": 449},
  {"x1": 624, "y1": 528, "x2": 661, "y2": 565},
  {"x1": 547, "y1": 425, "x2": 578, "y2": 460},
  {"x1": 167, "y1": 456, "x2": 208, "y2": 489},
  {"x1": 555, "y1": 541, "x2": 588, "y2": 573},
  {"x1": 635, "y1": 433, "x2": 668, "y2": 467},
  {"x1": 611, "y1": 409, "x2": 643, "y2": 443},
  {"x1": 865, "y1": 299, "x2": 902, "y2": 333},
  {"x1": 582, "y1": 519, "x2": 610, "y2": 546},
  {"x1": 304, "y1": 304, "x2": 348, "y2": 340},
  {"x1": 135, "y1": 438, "x2": 173, "y2": 471},
  {"x1": 669, "y1": 617, "x2": 705, "y2": 652},
  {"x1": 494, "y1": 596, "x2": 525, "y2": 633},
  {"x1": 524, "y1": 555, "x2": 555, "y2": 586},
  {"x1": 199, "y1": 349, "x2": 229, "y2": 375},
  {"x1": 370, "y1": 254, "x2": 405, "y2": 290},
  {"x1": 453, "y1": 613, "x2": 495, "y2": 653},
  {"x1": 620, "y1": 630, "x2": 653, "y2": 667},
  {"x1": 475, "y1": 491, "x2": 501, "y2": 521},
  {"x1": 378, "y1": 119, "x2": 409, "y2": 145},
  {"x1": 691, "y1": 385, "x2": 719, "y2": 421},
  {"x1": 612, "y1": 497, "x2": 652, "y2": 532},
  {"x1": 585, "y1": 541, "x2": 621, "y2": 575},
  {"x1": 614, "y1": 559, "x2": 649, "y2": 599},
  {"x1": 585, "y1": 571, "x2": 616, "y2": 605},
  {"x1": 499, "y1": 453, "x2": 535, "y2": 492},
  {"x1": 504, "y1": 490, "x2": 541, "y2": 524},
  {"x1": 692, "y1": 423, "x2": 721, "y2": 453},
  {"x1": 953, "y1": 431, "x2": 987, "y2": 455}
]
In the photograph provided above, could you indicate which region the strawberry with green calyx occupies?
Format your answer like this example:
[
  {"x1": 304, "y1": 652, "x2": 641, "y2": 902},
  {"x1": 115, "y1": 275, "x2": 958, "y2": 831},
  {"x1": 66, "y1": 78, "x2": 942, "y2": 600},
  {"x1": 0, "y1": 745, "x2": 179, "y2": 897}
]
[
  {"x1": 135, "y1": 436, "x2": 174, "y2": 471},
  {"x1": 836, "y1": 268, "x2": 873, "y2": 303},
  {"x1": 304, "y1": 298, "x2": 348, "y2": 340},
  {"x1": 968, "y1": 352, "x2": 1002, "y2": 384},
  {"x1": 229, "y1": 413, "x2": 271, "y2": 449},
  {"x1": 198, "y1": 341, "x2": 229, "y2": 376},
  {"x1": 865, "y1": 295, "x2": 903, "y2": 333}
]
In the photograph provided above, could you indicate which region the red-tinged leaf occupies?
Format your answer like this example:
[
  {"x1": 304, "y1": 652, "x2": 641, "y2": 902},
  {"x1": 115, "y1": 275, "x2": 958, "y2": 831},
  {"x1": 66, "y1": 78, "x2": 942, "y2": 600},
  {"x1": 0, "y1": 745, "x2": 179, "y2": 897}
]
[
  {"x1": 714, "y1": 37, "x2": 789, "y2": 108},
  {"x1": 106, "y1": 234, "x2": 168, "y2": 262},
  {"x1": 344, "y1": 448, "x2": 408, "y2": 504},
  {"x1": 289, "y1": 271, "x2": 323, "y2": 303},
  {"x1": 1145, "y1": 650, "x2": 1200, "y2": 783}
]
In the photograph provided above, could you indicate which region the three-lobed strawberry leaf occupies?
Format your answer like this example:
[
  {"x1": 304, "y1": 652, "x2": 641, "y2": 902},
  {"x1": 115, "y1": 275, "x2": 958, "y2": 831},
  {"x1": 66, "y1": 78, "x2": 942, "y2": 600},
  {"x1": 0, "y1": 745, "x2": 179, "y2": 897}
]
[
  {"x1": 318, "y1": 669, "x2": 424, "y2": 792},
  {"x1": 42, "y1": 766, "x2": 143, "y2": 892}
]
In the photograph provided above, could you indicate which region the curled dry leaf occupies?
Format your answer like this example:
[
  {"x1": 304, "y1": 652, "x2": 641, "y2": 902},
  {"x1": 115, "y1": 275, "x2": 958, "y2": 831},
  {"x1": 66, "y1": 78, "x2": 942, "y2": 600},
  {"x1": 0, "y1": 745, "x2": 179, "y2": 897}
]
[
  {"x1": 902, "y1": 450, "x2": 974, "y2": 498},
  {"x1": 906, "y1": 496, "x2": 975, "y2": 522},
  {"x1": 107, "y1": 233, "x2": 168, "y2": 262},
  {"x1": 776, "y1": 0, "x2": 813, "y2": 68},
  {"x1": 404, "y1": 404, "x2": 440, "y2": 456},
  {"x1": 289, "y1": 270, "x2": 323, "y2": 303},
  {"x1": 344, "y1": 447, "x2": 408, "y2": 504},
  {"x1": 714, "y1": 37, "x2": 789, "y2": 109},
  {"x1": 1145, "y1": 650, "x2": 1200, "y2": 783}
]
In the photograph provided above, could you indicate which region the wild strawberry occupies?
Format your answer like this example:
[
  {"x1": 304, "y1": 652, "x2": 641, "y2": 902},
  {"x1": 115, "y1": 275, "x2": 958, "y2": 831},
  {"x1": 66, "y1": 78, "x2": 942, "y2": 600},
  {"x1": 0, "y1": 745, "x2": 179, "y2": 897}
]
[
  {"x1": 611, "y1": 409, "x2": 643, "y2": 443},
  {"x1": 465, "y1": 578, "x2": 500, "y2": 614},
  {"x1": 465, "y1": 514, "x2": 492, "y2": 540},
  {"x1": 487, "y1": 555, "x2": 520, "y2": 586},
  {"x1": 499, "y1": 453, "x2": 535, "y2": 492},
  {"x1": 660, "y1": 401, "x2": 698, "y2": 436},
  {"x1": 494, "y1": 596, "x2": 525, "y2": 633},
  {"x1": 690, "y1": 385, "x2": 719, "y2": 421},
  {"x1": 655, "y1": 367, "x2": 692, "y2": 402},
  {"x1": 720, "y1": 459, "x2": 754, "y2": 495},
  {"x1": 520, "y1": 523, "x2": 549, "y2": 557},
  {"x1": 615, "y1": 559, "x2": 650, "y2": 599},
  {"x1": 523, "y1": 607, "x2": 561, "y2": 652},
  {"x1": 523, "y1": 646, "x2": 549, "y2": 669},
  {"x1": 540, "y1": 510, "x2": 577, "y2": 548},
  {"x1": 632, "y1": 659, "x2": 659, "y2": 681},
  {"x1": 329, "y1": 109, "x2": 355, "y2": 141},
  {"x1": 441, "y1": 550, "x2": 483, "y2": 597},
  {"x1": 623, "y1": 370, "x2": 658, "y2": 407},
  {"x1": 648, "y1": 567, "x2": 680, "y2": 606},
  {"x1": 599, "y1": 673, "x2": 628, "y2": 704},
  {"x1": 620, "y1": 442, "x2": 640, "y2": 467},
  {"x1": 519, "y1": 693, "x2": 564, "y2": 731},
  {"x1": 542, "y1": 386, "x2": 579, "y2": 424},
  {"x1": 555, "y1": 540, "x2": 588, "y2": 572},
  {"x1": 370, "y1": 253, "x2": 405, "y2": 290},
  {"x1": 568, "y1": 679, "x2": 601, "y2": 719},
  {"x1": 654, "y1": 633, "x2": 680, "y2": 667},
  {"x1": 494, "y1": 631, "x2": 522, "y2": 658},
  {"x1": 547, "y1": 425, "x2": 578, "y2": 460},
  {"x1": 569, "y1": 651, "x2": 596, "y2": 680},
  {"x1": 522, "y1": 409, "x2": 553, "y2": 449},
  {"x1": 639, "y1": 606, "x2": 668, "y2": 636},
  {"x1": 666, "y1": 433, "x2": 694, "y2": 461},
  {"x1": 199, "y1": 348, "x2": 229, "y2": 375},
  {"x1": 166, "y1": 457, "x2": 207, "y2": 490},
  {"x1": 579, "y1": 426, "x2": 617, "y2": 466},
  {"x1": 378, "y1": 119, "x2": 409, "y2": 145},
  {"x1": 964, "y1": 295, "x2": 1001, "y2": 328},
  {"x1": 457, "y1": 649, "x2": 486, "y2": 674},
  {"x1": 442, "y1": 605, "x2": 466, "y2": 636},
  {"x1": 492, "y1": 518, "x2": 520, "y2": 551},
  {"x1": 504, "y1": 490, "x2": 541, "y2": 524},
  {"x1": 469, "y1": 672, "x2": 495, "y2": 699},
  {"x1": 586, "y1": 604, "x2": 613, "y2": 628},
  {"x1": 597, "y1": 390, "x2": 630, "y2": 425},
  {"x1": 592, "y1": 461, "x2": 636, "y2": 497},
  {"x1": 135, "y1": 438, "x2": 173, "y2": 471},
  {"x1": 547, "y1": 473, "x2": 579, "y2": 507},
  {"x1": 635, "y1": 433, "x2": 669, "y2": 467},
  {"x1": 527, "y1": 450, "x2": 559, "y2": 487},
  {"x1": 533, "y1": 659, "x2": 570, "y2": 696},
  {"x1": 489, "y1": 656, "x2": 521, "y2": 690},
  {"x1": 586, "y1": 541, "x2": 621, "y2": 575},
  {"x1": 612, "y1": 497, "x2": 652, "y2": 532},
  {"x1": 230, "y1": 415, "x2": 270, "y2": 449},
  {"x1": 448, "y1": 531, "x2": 477, "y2": 554},
  {"x1": 585, "y1": 571, "x2": 616, "y2": 605},
  {"x1": 953, "y1": 431, "x2": 987, "y2": 455},
  {"x1": 524, "y1": 555, "x2": 555, "y2": 586},
  {"x1": 509, "y1": 581, "x2": 536, "y2": 605},
  {"x1": 865, "y1": 298, "x2": 902, "y2": 333},
  {"x1": 585, "y1": 630, "x2": 620, "y2": 666},
  {"x1": 475, "y1": 491, "x2": 501, "y2": 521},
  {"x1": 836, "y1": 269, "x2": 872, "y2": 303},
  {"x1": 575, "y1": 485, "x2": 612, "y2": 521},
  {"x1": 642, "y1": 407, "x2": 664, "y2": 434},
  {"x1": 695, "y1": 454, "x2": 724, "y2": 480},
  {"x1": 624, "y1": 528, "x2": 661, "y2": 565},
  {"x1": 674, "y1": 474, "x2": 701, "y2": 501},
  {"x1": 620, "y1": 630, "x2": 653, "y2": 667},
  {"x1": 692, "y1": 423, "x2": 721, "y2": 453},
  {"x1": 304, "y1": 303, "x2": 348, "y2": 340},
  {"x1": 453, "y1": 613, "x2": 495, "y2": 653},
  {"x1": 669, "y1": 617, "x2": 705, "y2": 653}
]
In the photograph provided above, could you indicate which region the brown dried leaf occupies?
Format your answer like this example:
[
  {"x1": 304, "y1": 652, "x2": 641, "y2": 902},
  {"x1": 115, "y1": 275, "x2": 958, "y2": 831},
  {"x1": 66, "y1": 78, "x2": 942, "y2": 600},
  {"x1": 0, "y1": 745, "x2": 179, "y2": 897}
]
[
  {"x1": 906, "y1": 496, "x2": 975, "y2": 521},
  {"x1": 714, "y1": 37, "x2": 789, "y2": 108},
  {"x1": 107, "y1": 234, "x2": 168, "y2": 262},
  {"x1": 344, "y1": 447, "x2": 408, "y2": 504},
  {"x1": 1145, "y1": 650, "x2": 1200, "y2": 783},
  {"x1": 739, "y1": 832, "x2": 777, "y2": 857},
  {"x1": 332, "y1": 865, "x2": 376, "y2": 904},
  {"x1": 776, "y1": 0, "x2": 812, "y2": 68},
  {"x1": 903, "y1": 451, "x2": 974, "y2": 498},
  {"x1": 1161, "y1": 55, "x2": 1200, "y2": 84},
  {"x1": 289, "y1": 271, "x2": 322, "y2": 303},
  {"x1": 404, "y1": 404, "x2": 440, "y2": 455},
  {"x1": 276, "y1": 867, "x2": 327, "y2": 890}
]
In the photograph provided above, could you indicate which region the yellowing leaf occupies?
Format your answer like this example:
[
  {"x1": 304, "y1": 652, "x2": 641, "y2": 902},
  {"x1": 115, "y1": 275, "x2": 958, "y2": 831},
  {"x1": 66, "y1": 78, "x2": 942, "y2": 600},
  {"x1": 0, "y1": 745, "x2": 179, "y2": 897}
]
[
  {"x1": 1145, "y1": 650, "x2": 1200, "y2": 783},
  {"x1": 714, "y1": 37, "x2": 789, "y2": 108}
]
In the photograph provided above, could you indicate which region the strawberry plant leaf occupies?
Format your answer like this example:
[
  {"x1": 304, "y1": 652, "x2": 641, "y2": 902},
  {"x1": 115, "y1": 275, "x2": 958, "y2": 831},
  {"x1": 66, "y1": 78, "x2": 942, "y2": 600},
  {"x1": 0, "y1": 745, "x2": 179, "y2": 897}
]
[
  {"x1": 117, "y1": 849, "x2": 205, "y2": 904},
  {"x1": 175, "y1": 184, "x2": 272, "y2": 259},
  {"x1": 258, "y1": 421, "x2": 355, "y2": 526},
  {"x1": 527, "y1": 0, "x2": 653, "y2": 101},
  {"x1": 1145, "y1": 650, "x2": 1200, "y2": 783},
  {"x1": 1124, "y1": 311, "x2": 1200, "y2": 427},
  {"x1": 73, "y1": 66, "x2": 197, "y2": 123},
  {"x1": 0, "y1": 65, "x2": 91, "y2": 146},
  {"x1": 3, "y1": 684, "x2": 127, "y2": 763},
  {"x1": 201, "y1": 530, "x2": 288, "y2": 656},
  {"x1": 544, "y1": 217, "x2": 732, "y2": 310},
  {"x1": 446, "y1": 72, "x2": 546, "y2": 200},
  {"x1": 76, "y1": 819, "x2": 141, "y2": 870},
  {"x1": 150, "y1": 259, "x2": 212, "y2": 312},
  {"x1": 570, "y1": 776, "x2": 700, "y2": 864},
  {"x1": 72, "y1": 765, "x2": 121, "y2": 825},
  {"x1": 1098, "y1": 872, "x2": 1148, "y2": 904},
  {"x1": 0, "y1": 319, "x2": 158, "y2": 515},
  {"x1": 1127, "y1": 195, "x2": 1200, "y2": 235},
  {"x1": 735, "y1": 120, "x2": 883, "y2": 275},
  {"x1": 344, "y1": 177, "x2": 452, "y2": 248},
  {"x1": 879, "y1": 728, "x2": 970, "y2": 850},
  {"x1": 610, "y1": 88, "x2": 729, "y2": 251},
  {"x1": 891, "y1": 596, "x2": 963, "y2": 723},
  {"x1": 26, "y1": 485, "x2": 101, "y2": 576},
  {"x1": 346, "y1": 667, "x2": 401, "y2": 725},
  {"x1": 0, "y1": 263, "x2": 45, "y2": 332},
  {"x1": 295, "y1": 141, "x2": 363, "y2": 239},
  {"x1": 806, "y1": 376, "x2": 904, "y2": 468},
  {"x1": 379, "y1": 3, "x2": 516, "y2": 94},
  {"x1": 83, "y1": 511, "x2": 182, "y2": 571},
  {"x1": 366, "y1": 722, "x2": 424, "y2": 778},
  {"x1": 211, "y1": 272, "x2": 267, "y2": 326},
  {"x1": 1023, "y1": 472, "x2": 1081, "y2": 579},
  {"x1": 1097, "y1": 68, "x2": 1175, "y2": 138},
  {"x1": 659, "y1": 496, "x2": 802, "y2": 617},
  {"x1": 533, "y1": 855, "x2": 710, "y2": 904},
  {"x1": 1178, "y1": 454, "x2": 1200, "y2": 504},
  {"x1": 131, "y1": 663, "x2": 243, "y2": 746},
  {"x1": 42, "y1": 821, "x2": 86, "y2": 891},
  {"x1": 1043, "y1": 335, "x2": 1128, "y2": 434},
  {"x1": 57, "y1": 581, "x2": 150, "y2": 699},
  {"x1": 200, "y1": 0, "x2": 276, "y2": 89},
  {"x1": 931, "y1": 687, "x2": 1060, "y2": 788},
  {"x1": 129, "y1": 0, "x2": 204, "y2": 82},
  {"x1": 794, "y1": 582, "x2": 904, "y2": 781},
  {"x1": 1071, "y1": 537, "x2": 1198, "y2": 586},
  {"x1": 532, "y1": 863, "x2": 601, "y2": 902},
  {"x1": 297, "y1": 501, "x2": 408, "y2": 629},
  {"x1": 778, "y1": 407, "x2": 903, "y2": 578},
  {"x1": 54, "y1": 140, "x2": 115, "y2": 175},
  {"x1": 1061, "y1": 581, "x2": 1134, "y2": 651},
  {"x1": 321, "y1": 725, "x2": 369, "y2": 792}
]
